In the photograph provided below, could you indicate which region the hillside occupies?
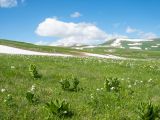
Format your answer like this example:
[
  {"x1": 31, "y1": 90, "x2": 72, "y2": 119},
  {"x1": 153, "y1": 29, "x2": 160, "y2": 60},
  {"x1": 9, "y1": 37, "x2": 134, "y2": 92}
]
[
  {"x1": 0, "y1": 39, "x2": 82, "y2": 55},
  {"x1": 101, "y1": 38, "x2": 160, "y2": 51},
  {"x1": 0, "y1": 39, "x2": 160, "y2": 59}
]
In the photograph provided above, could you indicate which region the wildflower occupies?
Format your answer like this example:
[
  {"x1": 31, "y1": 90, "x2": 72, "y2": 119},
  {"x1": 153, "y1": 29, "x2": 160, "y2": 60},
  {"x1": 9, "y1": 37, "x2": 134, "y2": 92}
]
[
  {"x1": 100, "y1": 88, "x2": 104, "y2": 90},
  {"x1": 1, "y1": 88, "x2": 6, "y2": 93},
  {"x1": 110, "y1": 87, "x2": 115, "y2": 90},
  {"x1": 63, "y1": 111, "x2": 67, "y2": 114},
  {"x1": 30, "y1": 84, "x2": 36, "y2": 92},
  {"x1": 90, "y1": 94, "x2": 94, "y2": 99},
  {"x1": 8, "y1": 94, "x2": 11, "y2": 97},
  {"x1": 11, "y1": 66, "x2": 15, "y2": 69},
  {"x1": 96, "y1": 88, "x2": 100, "y2": 91},
  {"x1": 148, "y1": 79, "x2": 152, "y2": 82},
  {"x1": 4, "y1": 99, "x2": 7, "y2": 103},
  {"x1": 140, "y1": 81, "x2": 143, "y2": 83},
  {"x1": 128, "y1": 85, "x2": 132, "y2": 88}
]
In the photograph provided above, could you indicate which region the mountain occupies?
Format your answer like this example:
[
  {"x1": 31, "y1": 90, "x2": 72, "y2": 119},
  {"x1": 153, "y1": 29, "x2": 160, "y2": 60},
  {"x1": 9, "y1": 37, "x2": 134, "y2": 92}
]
[{"x1": 100, "y1": 38, "x2": 160, "y2": 51}]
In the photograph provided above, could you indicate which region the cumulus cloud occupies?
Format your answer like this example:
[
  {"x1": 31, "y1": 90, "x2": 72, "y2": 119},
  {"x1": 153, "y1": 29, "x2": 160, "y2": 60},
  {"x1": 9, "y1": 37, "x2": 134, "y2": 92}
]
[
  {"x1": 35, "y1": 18, "x2": 112, "y2": 46},
  {"x1": 0, "y1": 0, "x2": 17, "y2": 8},
  {"x1": 70, "y1": 12, "x2": 82, "y2": 18},
  {"x1": 126, "y1": 26, "x2": 157, "y2": 39}
]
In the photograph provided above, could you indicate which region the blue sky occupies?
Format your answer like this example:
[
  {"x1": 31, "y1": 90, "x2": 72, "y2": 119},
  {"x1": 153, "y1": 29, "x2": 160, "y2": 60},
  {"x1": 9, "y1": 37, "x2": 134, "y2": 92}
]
[{"x1": 0, "y1": 0, "x2": 160, "y2": 45}]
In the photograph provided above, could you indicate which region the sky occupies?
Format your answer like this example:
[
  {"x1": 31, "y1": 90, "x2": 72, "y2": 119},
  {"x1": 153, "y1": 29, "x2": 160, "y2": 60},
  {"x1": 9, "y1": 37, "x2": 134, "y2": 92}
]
[{"x1": 0, "y1": 0, "x2": 160, "y2": 46}]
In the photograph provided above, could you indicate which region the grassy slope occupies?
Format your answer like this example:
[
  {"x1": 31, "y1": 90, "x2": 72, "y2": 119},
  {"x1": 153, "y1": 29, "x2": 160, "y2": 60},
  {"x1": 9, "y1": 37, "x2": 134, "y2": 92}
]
[
  {"x1": 121, "y1": 39, "x2": 160, "y2": 51},
  {"x1": 83, "y1": 47, "x2": 160, "y2": 59},
  {"x1": 0, "y1": 55, "x2": 160, "y2": 119},
  {"x1": 0, "y1": 39, "x2": 82, "y2": 55},
  {"x1": 0, "y1": 39, "x2": 160, "y2": 59}
]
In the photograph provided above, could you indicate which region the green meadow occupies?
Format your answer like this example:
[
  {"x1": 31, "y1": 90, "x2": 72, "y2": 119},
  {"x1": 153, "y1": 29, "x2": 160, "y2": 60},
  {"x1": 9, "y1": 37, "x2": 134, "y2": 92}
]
[{"x1": 0, "y1": 54, "x2": 160, "y2": 120}]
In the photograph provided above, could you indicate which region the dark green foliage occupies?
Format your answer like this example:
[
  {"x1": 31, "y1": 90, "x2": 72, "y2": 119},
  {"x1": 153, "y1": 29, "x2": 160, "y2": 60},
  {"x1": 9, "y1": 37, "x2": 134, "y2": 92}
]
[
  {"x1": 46, "y1": 99, "x2": 73, "y2": 118},
  {"x1": 59, "y1": 77, "x2": 80, "y2": 92},
  {"x1": 59, "y1": 79, "x2": 70, "y2": 90},
  {"x1": 29, "y1": 64, "x2": 41, "y2": 79},
  {"x1": 4, "y1": 94, "x2": 15, "y2": 107},
  {"x1": 72, "y1": 77, "x2": 80, "y2": 91},
  {"x1": 104, "y1": 77, "x2": 121, "y2": 92},
  {"x1": 138, "y1": 101, "x2": 160, "y2": 120},
  {"x1": 26, "y1": 91, "x2": 39, "y2": 104}
]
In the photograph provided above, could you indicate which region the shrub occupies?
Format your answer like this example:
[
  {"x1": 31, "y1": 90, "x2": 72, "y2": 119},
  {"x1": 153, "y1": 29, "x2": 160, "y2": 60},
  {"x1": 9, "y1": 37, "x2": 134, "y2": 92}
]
[
  {"x1": 46, "y1": 99, "x2": 73, "y2": 118},
  {"x1": 59, "y1": 79, "x2": 70, "y2": 90},
  {"x1": 72, "y1": 77, "x2": 80, "y2": 91},
  {"x1": 4, "y1": 94, "x2": 15, "y2": 107},
  {"x1": 26, "y1": 91, "x2": 39, "y2": 104},
  {"x1": 59, "y1": 77, "x2": 80, "y2": 92},
  {"x1": 104, "y1": 77, "x2": 121, "y2": 92},
  {"x1": 29, "y1": 64, "x2": 41, "y2": 79},
  {"x1": 137, "y1": 101, "x2": 160, "y2": 120}
]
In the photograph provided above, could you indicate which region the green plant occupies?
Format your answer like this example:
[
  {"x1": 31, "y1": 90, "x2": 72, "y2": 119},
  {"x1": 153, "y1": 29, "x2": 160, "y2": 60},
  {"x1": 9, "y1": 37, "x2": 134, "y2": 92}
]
[
  {"x1": 72, "y1": 77, "x2": 80, "y2": 91},
  {"x1": 137, "y1": 101, "x2": 160, "y2": 120},
  {"x1": 26, "y1": 91, "x2": 39, "y2": 104},
  {"x1": 104, "y1": 77, "x2": 121, "y2": 92},
  {"x1": 4, "y1": 94, "x2": 15, "y2": 107},
  {"x1": 46, "y1": 99, "x2": 73, "y2": 118},
  {"x1": 59, "y1": 79, "x2": 70, "y2": 90},
  {"x1": 29, "y1": 64, "x2": 41, "y2": 78},
  {"x1": 59, "y1": 77, "x2": 80, "y2": 92}
]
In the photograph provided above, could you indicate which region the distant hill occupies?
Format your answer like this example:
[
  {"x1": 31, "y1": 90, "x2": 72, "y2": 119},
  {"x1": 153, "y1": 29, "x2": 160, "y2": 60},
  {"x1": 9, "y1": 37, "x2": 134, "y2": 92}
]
[{"x1": 100, "y1": 38, "x2": 160, "y2": 51}]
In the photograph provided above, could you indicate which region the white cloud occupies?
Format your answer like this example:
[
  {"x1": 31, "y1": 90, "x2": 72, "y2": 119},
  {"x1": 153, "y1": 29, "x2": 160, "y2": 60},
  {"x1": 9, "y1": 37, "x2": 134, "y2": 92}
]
[
  {"x1": 0, "y1": 0, "x2": 17, "y2": 8},
  {"x1": 35, "y1": 18, "x2": 129, "y2": 46},
  {"x1": 126, "y1": 26, "x2": 139, "y2": 33},
  {"x1": 0, "y1": 0, "x2": 25, "y2": 8},
  {"x1": 35, "y1": 18, "x2": 111, "y2": 46},
  {"x1": 126, "y1": 26, "x2": 157, "y2": 39},
  {"x1": 70, "y1": 12, "x2": 82, "y2": 18},
  {"x1": 139, "y1": 32, "x2": 157, "y2": 39}
]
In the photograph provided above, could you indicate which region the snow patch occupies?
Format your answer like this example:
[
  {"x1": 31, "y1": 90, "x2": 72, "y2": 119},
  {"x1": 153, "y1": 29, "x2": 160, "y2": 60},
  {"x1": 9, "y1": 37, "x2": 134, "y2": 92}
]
[
  {"x1": 129, "y1": 47, "x2": 142, "y2": 50},
  {"x1": 83, "y1": 53, "x2": 125, "y2": 59},
  {"x1": 151, "y1": 46, "x2": 158, "y2": 48},
  {"x1": 0, "y1": 45, "x2": 72, "y2": 57},
  {"x1": 111, "y1": 38, "x2": 152, "y2": 47}
]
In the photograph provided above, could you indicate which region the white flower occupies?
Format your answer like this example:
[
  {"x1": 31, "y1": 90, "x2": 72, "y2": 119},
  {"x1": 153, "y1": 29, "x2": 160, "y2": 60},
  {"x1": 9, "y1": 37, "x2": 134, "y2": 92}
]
[
  {"x1": 100, "y1": 88, "x2": 104, "y2": 90},
  {"x1": 63, "y1": 111, "x2": 67, "y2": 114},
  {"x1": 110, "y1": 87, "x2": 115, "y2": 90},
  {"x1": 128, "y1": 85, "x2": 132, "y2": 88},
  {"x1": 11, "y1": 66, "x2": 15, "y2": 69},
  {"x1": 31, "y1": 85, "x2": 36, "y2": 92},
  {"x1": 8, "y1": 94, "x2": 11, "y2": 97},
  {"x1": 140, "y1": 81, "x2": 143, "y2": 83},
  {"x1": 148, "y1": 79, "x2": 152, "y2": 82},
  {"x1": 90, "y1": 94, "x2": 94, "y2": 99},
  {"x1": 1, "y1": 88, "x2": 6, "y2": 93},
  {"x1": 96, "y1": 88, "x2": 100, "y2": 91},
  {"x1": 4, "y1": 99, "x2": 7, "y2": 103}
]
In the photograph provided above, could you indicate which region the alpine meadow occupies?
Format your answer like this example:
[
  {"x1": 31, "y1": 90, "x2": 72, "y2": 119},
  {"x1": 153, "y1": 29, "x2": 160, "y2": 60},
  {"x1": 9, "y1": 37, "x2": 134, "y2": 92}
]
[{"x1": 0, "y1": 0, "x2": 160, "y2": 120}]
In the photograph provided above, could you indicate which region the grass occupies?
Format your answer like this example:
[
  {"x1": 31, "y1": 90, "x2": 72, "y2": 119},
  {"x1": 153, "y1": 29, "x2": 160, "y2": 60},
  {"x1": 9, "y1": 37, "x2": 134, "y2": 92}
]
[
  {"x1": 1, "y1": 39, "x2": 160, "y2": 59},
  {"x1": 83, "y1": 47, "x2": 160, "y2": 59},
  {"x1": 0, "y1": 54, "x2": 160, "y2": 119},
  {"x1": 0, "y1": 39, "x2": 83, "y2": 55}
]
